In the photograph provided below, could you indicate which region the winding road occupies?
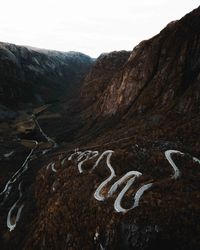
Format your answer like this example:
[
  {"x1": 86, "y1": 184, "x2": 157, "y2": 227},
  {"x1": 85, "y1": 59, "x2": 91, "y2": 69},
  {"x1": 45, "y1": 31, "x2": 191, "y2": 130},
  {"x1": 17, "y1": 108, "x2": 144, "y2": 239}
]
[
  {"x1": 0, "y1": 141, "x2": 38, "y2": 205},
  {"x1": 164, "y1": 150, "x2": 184, "y2": 179},
  {"x1": 2, "y1": 134, "x2": 200, "y2": 232},
  {"x1": 33, "y1": 115, "x2": 58, "y2": 149},
  {"x1": 7, "y1": 182, "x2": 24, "y2": 232},
  {"x1": 68, "y1": 148, "x2": 200, "y2": 213},
  {"x1": 1, "y1": 115, "x2": 57, "y2": 232}
]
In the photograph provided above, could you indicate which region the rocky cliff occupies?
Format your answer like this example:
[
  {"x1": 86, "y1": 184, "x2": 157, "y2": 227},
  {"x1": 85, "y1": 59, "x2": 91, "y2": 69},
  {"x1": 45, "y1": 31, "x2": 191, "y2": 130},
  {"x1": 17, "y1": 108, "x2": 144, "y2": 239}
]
[{"x1": 81, "y1": 7, "x2": 200, "y2": 119}]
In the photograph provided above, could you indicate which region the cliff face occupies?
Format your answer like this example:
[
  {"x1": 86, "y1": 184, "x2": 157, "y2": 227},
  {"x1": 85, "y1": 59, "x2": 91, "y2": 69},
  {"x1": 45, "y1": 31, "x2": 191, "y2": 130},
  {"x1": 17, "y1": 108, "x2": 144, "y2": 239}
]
[
  {"x1": 0, "y1": 42, "x2": 94, "y2": 110},
  {"x1": 81, "y1": 7, "x2": 200, "y2": 118},
  {"x1": 0, "y1": 6, "x2": 200, "y2": 250},
  {"x1": 80, "y1": 50, "x2": 131, "y2": 124},
  {"x1": 81, "y1": 51, "x2": 131, "y2": 106}
]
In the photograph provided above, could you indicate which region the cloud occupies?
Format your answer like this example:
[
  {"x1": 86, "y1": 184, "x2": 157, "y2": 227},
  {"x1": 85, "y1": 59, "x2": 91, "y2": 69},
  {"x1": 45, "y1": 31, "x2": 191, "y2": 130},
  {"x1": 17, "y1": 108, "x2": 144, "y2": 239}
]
[{"x1": 0, "y1": 0, "x2": 199, "y2": 57}]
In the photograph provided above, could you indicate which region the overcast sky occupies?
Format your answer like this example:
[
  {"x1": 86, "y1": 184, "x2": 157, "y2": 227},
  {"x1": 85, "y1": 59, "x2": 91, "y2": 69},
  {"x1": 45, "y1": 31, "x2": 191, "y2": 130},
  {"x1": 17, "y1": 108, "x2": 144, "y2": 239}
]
[{"x1": 0, "y1": 0, "x2": 199, "y2": 57}]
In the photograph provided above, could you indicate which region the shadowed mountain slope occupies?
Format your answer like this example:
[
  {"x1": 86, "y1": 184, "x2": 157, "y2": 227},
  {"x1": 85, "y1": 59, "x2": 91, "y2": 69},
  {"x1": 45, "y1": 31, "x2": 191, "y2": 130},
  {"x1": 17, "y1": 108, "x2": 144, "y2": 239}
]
[{"x1": 0, "y1": 42, "x2": 94, "y2": 111}]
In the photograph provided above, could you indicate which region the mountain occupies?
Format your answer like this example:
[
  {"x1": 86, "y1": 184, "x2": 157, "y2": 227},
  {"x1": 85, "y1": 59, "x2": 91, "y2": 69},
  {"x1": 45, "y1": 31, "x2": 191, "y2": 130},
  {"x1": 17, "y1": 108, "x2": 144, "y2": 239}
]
[
  {"x1": 0, "y1": 6, "x2": 200, "y2": 250},
  {"x1": 82, "y1": 11, "x2": 200, "y2": 118},
  {"x1": 0, "y1": 42, "x2": 94, "y2": 112}
]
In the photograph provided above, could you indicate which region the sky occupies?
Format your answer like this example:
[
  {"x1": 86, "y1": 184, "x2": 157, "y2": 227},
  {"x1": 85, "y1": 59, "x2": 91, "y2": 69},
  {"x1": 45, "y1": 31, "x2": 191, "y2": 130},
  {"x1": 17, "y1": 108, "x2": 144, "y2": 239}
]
[{"x1": 0, "y1": 0, "x2": 199, "y2": 57}]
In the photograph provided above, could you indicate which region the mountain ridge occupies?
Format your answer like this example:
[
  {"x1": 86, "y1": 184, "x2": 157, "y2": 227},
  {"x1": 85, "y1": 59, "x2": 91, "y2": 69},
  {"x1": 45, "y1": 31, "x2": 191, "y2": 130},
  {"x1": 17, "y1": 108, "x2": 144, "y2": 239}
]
[{"x1": 0, "y1": 41, "x2": 94, "y2": 111}]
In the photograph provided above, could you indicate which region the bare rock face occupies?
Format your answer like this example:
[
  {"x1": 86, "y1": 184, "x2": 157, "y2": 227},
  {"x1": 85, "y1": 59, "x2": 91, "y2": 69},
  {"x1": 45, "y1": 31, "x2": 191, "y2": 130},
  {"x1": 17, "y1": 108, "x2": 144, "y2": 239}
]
[
  {"x1": 81, "y1": 50, "x2": 131, "y2": 109},
  {"x1": 81, "y1": 7, "x2": 200, "y2": 118},
  {"x1": 1, "y1": 6, "x2": 200, "y2": 250}
]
